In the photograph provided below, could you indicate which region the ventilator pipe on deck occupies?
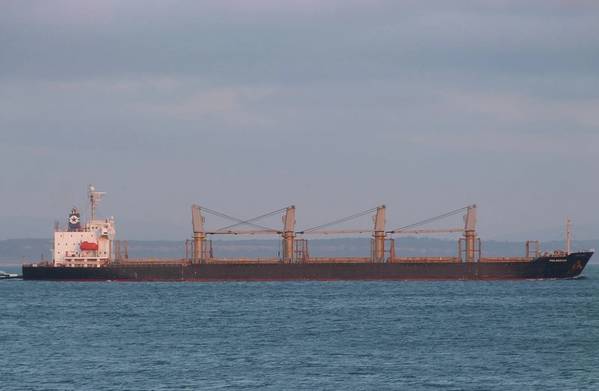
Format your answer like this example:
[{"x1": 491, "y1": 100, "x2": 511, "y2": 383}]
[
  {"x1": 372, "y1": 205, "x2": 386, "y2": 262},
  {"x1": 464, "y1": 204, "x2": 477, "y2": 262},
  {"x1": 281, "y1": 206, "x2": 296, "y2": 262},
  {"x1": 191, "y1": 205, "x2": 206, "y2": 263}
]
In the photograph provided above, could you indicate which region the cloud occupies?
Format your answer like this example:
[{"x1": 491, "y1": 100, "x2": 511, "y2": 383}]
[
  {"x1": 135, "y1": 85, "x2": 275, "y2": 124},
  {"x1": 2, "y1": 0, "x2": 598, "y2": 84},
  {"x1": 444, "y1": 90, "x2": 599, "y2": 130},
  {"x1": 0, "y1": 0, "x2": 598, "y2": 239}
]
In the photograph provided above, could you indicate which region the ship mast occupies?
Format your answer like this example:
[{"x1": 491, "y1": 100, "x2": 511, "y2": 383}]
[
  {"x1": 566, "y1": 217, "x2": 572, "y2": 255},
  {"x1": 88, "y1": 185, "x2": 106, "y2": 221}
]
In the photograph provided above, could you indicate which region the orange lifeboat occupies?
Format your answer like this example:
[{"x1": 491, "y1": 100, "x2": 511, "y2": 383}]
[{"x1": 80, "y1": 241, "x2": 99, "y2": 251}]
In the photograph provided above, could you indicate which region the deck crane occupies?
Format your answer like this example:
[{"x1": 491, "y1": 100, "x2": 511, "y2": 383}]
[
  {"x1": 387, "y1": 204, "x2": 478, "y2": 261},
  {"x1": 190, "y1": 205, "x2": 295, "y2": 262},
  {"x1": 295, "y1": 205, "x2": 477, "y2": 261},
  {"x1": 191, "y1": 205, "x2": 205, "y2": 263},
  {"x1": 295, "y1": 205, "x2": 386, "y2": 261},
  {"x1": 191, "y1": 203, "x2": 478, "y2": 263}
]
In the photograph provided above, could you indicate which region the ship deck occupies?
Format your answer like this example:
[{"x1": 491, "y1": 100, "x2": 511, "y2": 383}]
[{"x1": 110, "y1": 256, "x2": 533, "y2": 266}]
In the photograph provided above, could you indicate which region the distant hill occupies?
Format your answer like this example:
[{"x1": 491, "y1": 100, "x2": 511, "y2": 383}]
[{"x1": 1, "y1": 237, "x2": 597, "y2": 265}]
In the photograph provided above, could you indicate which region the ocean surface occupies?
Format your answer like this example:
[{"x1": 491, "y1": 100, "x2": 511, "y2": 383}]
[{"x1": 1, "y1": 265, "x2": 598, "y2": 390}]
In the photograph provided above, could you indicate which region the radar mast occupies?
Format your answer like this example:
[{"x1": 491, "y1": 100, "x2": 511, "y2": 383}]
[{"x1": 88, "y1": 184, "x2": 106, "y2": 221}]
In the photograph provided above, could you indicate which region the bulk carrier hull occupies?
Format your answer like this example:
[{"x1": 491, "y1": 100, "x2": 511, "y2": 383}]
[
  {"x1": 27, "y1": 186, "x2": 593, "y2": 282},
  {"x1": 22, "y1": 251, "x2": 592, "y2": 281}
]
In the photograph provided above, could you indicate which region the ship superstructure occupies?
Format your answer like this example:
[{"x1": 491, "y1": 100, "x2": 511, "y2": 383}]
[{"x1": 52, "y1": 186, "x2": 115, "y2": 268}]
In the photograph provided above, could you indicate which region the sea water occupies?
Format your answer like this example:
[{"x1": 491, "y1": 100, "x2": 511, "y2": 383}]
[{"x1": 1, "y1": 265, "x2": 598, "y2": 390}]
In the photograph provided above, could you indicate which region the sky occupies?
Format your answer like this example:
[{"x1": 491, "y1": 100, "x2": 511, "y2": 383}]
[{"x1": 0, "y1": 0, "x2": 598, "y2": 241}]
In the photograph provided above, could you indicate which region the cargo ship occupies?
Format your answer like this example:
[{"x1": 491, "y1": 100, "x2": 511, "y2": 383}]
[{"x1": 22, "y1": 186, "x2": 593, "y2": 281}]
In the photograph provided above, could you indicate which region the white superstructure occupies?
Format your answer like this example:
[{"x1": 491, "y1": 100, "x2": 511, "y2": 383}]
[{"x1": 53, "y1": 185, "x2": 115, "y2": 267}]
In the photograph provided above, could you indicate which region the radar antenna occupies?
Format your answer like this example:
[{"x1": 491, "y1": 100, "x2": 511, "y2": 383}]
[{"x1": 88, "y1": 184, "x2": 106, "y2": 220}]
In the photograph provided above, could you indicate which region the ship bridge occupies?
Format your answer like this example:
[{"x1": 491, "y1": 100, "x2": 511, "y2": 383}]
[{"x1": 53, "y1": 185, "x2": 115, "y2": 268}]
